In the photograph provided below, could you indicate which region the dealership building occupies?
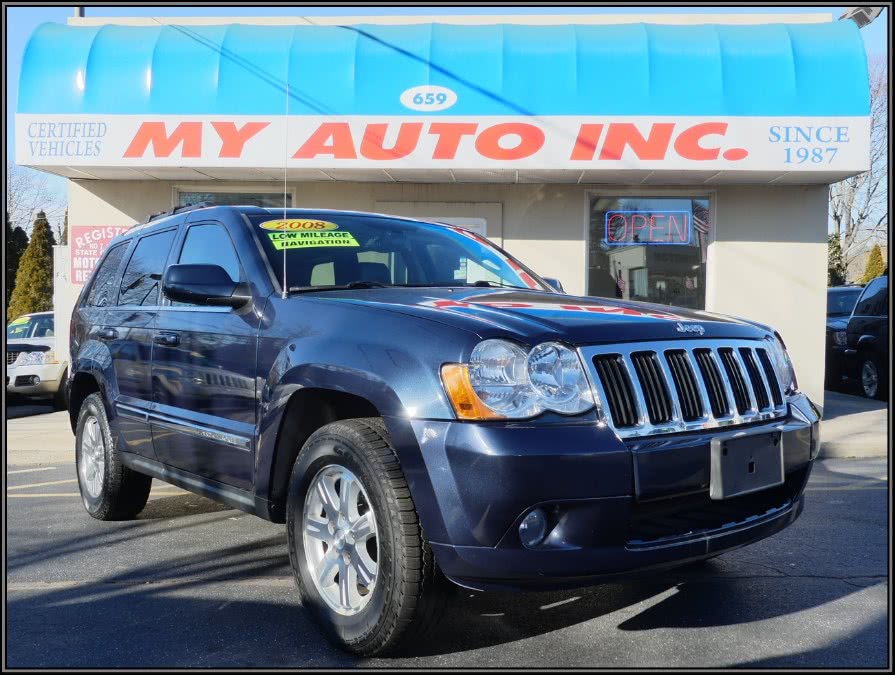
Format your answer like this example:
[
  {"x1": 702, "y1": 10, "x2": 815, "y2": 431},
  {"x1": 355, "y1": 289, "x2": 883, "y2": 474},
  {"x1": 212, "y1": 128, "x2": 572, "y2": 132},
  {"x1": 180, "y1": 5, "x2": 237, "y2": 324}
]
[{"x1": 16, "y1": 12, "x2": 871, "y2": 407}]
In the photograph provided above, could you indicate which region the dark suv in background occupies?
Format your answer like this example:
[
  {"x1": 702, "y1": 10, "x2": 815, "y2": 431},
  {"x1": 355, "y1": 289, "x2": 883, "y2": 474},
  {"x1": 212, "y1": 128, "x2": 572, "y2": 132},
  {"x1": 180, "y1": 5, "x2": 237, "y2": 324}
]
[
  {"x1": 825, "y1": 285, "x2": 863, "y2": 389},
  {"x1": 842, "y1": 275, "x2": 889, "y2": 399},
  {"x1": 68, "y1": 205, "x2": 820, "y2": 655}
]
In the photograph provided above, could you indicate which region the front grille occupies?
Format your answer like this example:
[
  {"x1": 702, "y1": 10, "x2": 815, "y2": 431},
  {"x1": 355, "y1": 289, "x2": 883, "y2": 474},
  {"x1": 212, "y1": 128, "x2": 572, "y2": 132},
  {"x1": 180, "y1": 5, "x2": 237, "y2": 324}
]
[
  {"x1": 593, "y1": 354, "x2": 639, "y2": 428},
  {"x1": 7, "y1": 352, "x2": 18, "y2": 366},
  {"x1": 719, "y1": 348, "x2": 752, "y2": 414},
  {"x1": 585, "y1": 339, "x2": 786, "y2": 438},
  {"x1": 740, "y1": 347, "x2": 771, "y2": 411},
  {"x1": 630, "y1": 352, "x2": 673, "y2": 424},
  {"x1": 665, "y1": 350, "x2": 704, "y2": 421}
]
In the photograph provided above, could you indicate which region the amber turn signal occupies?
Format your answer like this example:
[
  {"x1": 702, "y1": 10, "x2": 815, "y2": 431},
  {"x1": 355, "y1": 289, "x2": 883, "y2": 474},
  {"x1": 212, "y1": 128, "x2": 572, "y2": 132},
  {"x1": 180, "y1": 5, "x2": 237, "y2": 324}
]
[{"x1": 440, "y1": 363, "x2": 503, "y2": 420}]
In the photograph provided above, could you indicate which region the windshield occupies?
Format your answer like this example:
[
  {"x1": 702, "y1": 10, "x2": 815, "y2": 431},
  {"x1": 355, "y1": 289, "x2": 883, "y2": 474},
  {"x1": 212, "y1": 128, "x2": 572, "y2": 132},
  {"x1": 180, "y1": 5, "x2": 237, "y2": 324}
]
[
  {"x1": 827, "y1": 288, "x2": 862, "y2": 316},
  {"x1": 248, "y1": 213, "x2": 549, "y2": 292},
  {"x1": 6, "y1": 314, "x2": 54, "y2": 340}
]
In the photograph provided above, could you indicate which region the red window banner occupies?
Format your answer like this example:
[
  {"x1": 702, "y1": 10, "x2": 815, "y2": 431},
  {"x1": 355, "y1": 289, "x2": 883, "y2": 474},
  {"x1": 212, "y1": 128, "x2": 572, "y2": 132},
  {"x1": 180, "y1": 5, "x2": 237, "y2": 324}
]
[{"x1": 70, "y1": 225, "x2": 130, "y2": 285}]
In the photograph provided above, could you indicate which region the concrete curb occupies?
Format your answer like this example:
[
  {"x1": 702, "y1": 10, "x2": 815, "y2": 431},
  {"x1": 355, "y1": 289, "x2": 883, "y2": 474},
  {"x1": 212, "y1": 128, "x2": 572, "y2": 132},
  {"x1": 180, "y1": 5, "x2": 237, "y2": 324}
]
[{"x1": 818, "y1": 391, "x2": 888, "y2": 459}]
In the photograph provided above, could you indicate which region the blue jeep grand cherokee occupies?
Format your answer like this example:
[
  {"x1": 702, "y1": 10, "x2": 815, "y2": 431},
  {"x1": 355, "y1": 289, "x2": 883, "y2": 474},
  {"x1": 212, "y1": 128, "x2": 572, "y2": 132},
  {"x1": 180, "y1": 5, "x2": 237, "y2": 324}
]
[{"x1": 68, "y1": 204, "x2": 820, "y2": 655}]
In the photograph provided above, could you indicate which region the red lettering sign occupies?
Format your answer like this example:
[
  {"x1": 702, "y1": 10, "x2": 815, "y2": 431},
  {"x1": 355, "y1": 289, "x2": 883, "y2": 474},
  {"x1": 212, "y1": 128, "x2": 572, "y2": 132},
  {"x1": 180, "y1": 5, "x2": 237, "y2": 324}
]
[
  {"x1": 605, "y1": 211, "x2": 692, "y2": 245},
  {"x1": 70, "y1": 225, "x2": 131, "y2": 285}
]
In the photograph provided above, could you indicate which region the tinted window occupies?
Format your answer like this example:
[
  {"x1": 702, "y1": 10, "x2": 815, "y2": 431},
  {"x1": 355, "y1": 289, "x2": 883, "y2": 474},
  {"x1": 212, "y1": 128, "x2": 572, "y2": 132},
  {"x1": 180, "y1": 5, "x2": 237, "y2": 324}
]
[
  {"x1": 588, "y1": 196, "x2": 712, "y2": 309},
  {"x1": 178, "y1": 223, "x2": 241, "y2": 282},
  {"x1": 827, "y1": 288, "x2": 863, "y2": 316},
  {"x1": 85, "y1": 243, "x2": 128, "y2": 308},
  {"x1": 118, "y1": 230, "x2": 176, "y2": 306},
  {"x1": 854, "y1": 277, "x2": 888, "y2": 317},
  {"x1": 249, "y1": 214, "x2": 547, "y2": 291}
]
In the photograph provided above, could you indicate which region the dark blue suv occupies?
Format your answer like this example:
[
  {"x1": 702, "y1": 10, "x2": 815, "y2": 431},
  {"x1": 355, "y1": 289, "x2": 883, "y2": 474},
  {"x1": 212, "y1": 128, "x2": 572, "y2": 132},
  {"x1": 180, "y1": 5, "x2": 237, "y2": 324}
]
[{"x1": 68, "y1": 205, "x2": 820, "y2": 655}]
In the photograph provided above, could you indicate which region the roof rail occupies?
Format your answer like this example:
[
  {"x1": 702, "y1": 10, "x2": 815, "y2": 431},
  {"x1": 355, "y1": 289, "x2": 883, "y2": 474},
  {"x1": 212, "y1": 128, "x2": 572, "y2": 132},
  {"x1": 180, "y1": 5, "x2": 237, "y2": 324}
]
[{"x1": 146, "y1": 201, "x2": 217, "y2": 222}]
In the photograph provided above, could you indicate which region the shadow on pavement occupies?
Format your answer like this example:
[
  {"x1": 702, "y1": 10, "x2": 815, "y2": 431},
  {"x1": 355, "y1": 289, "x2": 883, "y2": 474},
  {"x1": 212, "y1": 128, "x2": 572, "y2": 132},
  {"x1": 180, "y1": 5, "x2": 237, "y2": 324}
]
[
  {"x1": 6, "y1": 403, "x2": 57, "y2": 419},
  {"x1": 7, "y1": 542, "x2": 886, "y2": 667},
  {"x1": 821, "y1": 390, "x2": 888, "y2": 421}
]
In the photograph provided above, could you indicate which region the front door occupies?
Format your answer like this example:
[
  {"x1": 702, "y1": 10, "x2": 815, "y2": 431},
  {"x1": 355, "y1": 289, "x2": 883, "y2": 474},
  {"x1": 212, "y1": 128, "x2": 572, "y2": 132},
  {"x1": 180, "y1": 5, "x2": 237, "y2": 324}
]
[
  {"x1": 108, "y1": 228, "x2": 178, "y2": 459},
  {"x1": 149, "y1": 221, "x2": 260, "y2": 490}
]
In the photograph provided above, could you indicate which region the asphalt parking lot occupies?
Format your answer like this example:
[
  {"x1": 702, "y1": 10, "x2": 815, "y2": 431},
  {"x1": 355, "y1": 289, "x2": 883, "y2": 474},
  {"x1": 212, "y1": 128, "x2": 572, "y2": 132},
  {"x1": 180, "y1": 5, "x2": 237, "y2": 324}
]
[{"x1": 5, "y1": 402, "x2": 889, "y2": 668}]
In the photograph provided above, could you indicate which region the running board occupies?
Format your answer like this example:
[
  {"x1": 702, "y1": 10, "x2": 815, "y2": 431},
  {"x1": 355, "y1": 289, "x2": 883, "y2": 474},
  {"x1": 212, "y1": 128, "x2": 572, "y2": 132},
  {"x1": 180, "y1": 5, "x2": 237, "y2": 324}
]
[{"x1": 120, "y1": 452, "x2": 261, "y2": 516}]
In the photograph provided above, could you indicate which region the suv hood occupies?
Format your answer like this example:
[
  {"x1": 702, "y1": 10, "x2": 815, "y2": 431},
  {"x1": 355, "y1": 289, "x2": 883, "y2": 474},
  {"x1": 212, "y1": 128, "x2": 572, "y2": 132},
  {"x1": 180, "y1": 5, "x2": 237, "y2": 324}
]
[
  {"x1": 311, "y1": 288, "x2": 771, "y2": 344},
  {"x1": 6, "y1": 336, "x2": 55, "y2": 350}
]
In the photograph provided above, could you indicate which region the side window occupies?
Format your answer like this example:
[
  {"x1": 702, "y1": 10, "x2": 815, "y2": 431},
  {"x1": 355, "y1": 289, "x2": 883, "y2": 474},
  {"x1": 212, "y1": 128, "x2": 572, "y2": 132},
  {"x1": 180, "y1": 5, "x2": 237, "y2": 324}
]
[
  {"x1": 854, "y1": 278, "x2": 888, "y2": 317},
  {"x1": 118, "y1": 230, "x2": 177, "y2": 306},
  {"x1": 177, "y1": 223, "x2": 241, "y2": 282},
  {"x1": 85, "y1": 243, "x2": 128, "y2": 308}
]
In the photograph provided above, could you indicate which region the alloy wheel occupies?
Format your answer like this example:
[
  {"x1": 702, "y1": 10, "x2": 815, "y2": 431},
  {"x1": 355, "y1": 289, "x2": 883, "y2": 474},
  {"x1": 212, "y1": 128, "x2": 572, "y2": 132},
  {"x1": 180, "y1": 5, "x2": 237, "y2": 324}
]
[
  {"x1": 79, "y1": 415, "x2": 105, "y2": 498},
  {"x1": 862, "y1": 360, "x2": 879, "y2": 398},
  {"x1": 302, "y1": 463, "x2": 379, "y2": 616}
]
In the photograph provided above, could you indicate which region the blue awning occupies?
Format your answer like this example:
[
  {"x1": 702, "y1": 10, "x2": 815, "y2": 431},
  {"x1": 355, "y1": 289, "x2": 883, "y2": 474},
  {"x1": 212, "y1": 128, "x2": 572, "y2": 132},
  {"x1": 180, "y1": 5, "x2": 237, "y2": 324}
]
[{"x1": 19, "y1": 21, "x2": 870, "y2": 117}]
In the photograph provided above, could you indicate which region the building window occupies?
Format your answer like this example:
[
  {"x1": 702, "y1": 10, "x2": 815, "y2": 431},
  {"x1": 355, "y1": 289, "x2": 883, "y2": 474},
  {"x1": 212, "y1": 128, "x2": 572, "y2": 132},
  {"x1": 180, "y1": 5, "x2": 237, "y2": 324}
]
[
  {"x1": 177, "y1": 191, "x2": 292, "y2": 208},
  {"x1": 588, "y1": 196, "x2": 712, "y2": 310}
]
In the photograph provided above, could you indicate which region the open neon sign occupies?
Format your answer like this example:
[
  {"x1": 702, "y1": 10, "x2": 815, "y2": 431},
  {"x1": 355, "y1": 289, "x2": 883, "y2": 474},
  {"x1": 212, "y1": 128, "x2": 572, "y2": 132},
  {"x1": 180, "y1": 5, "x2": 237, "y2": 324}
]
[{"x1": 604, "y1": 211, "x2": 692, "y2": 246}]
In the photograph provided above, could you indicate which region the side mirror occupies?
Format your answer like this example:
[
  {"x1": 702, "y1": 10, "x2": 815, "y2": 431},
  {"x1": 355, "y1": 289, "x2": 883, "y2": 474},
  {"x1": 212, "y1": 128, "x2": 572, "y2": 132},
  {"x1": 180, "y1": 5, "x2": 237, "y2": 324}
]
[
  {"x1": 162, "y1": 264, "x2": 249, "y2": 308},
  {"x1": 543, "y1": 277, "x2": 565, "y2": 293}
]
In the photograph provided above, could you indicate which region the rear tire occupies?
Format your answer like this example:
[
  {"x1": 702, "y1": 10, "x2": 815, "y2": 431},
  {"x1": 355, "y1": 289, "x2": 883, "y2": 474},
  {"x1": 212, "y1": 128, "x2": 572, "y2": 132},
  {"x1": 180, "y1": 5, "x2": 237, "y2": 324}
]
[
  {"x1": 286, "y1": 417, "x2": 446, "y2": 656},
  {"x1": 859, "y1": 355, "x2": 887, "y2": 400},
  {"x1": 75, "y1": 392, "x2": 152, "y2": 520}
]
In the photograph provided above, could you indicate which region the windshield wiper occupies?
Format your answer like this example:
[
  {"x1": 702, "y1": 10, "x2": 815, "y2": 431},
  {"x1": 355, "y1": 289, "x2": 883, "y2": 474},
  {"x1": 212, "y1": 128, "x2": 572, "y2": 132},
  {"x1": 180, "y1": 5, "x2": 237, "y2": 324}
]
[
  {"x1": 288, "y1": 280, "x2": 393, "y2": 294},
  {"x1": 468, "y1": 280, "x2": 531, "y2": 290}
]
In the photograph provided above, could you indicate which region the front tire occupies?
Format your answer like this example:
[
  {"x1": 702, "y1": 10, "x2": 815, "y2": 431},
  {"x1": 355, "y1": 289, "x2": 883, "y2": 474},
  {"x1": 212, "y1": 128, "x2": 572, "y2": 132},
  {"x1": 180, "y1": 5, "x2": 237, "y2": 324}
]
[
  {"x1": 75, "y1": 392, "x2": 152, "y2": 520},
  {"x1": 286, "y1": 418, "x2": 446, "y2": 656}
]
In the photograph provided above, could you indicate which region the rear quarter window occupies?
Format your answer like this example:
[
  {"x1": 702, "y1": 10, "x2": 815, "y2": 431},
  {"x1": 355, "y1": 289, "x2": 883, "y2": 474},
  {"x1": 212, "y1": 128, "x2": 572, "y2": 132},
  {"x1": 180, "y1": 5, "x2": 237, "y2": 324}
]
[
  {"x1": 84, "y1": 242, "x2": 129, "y2": 308},
  {"x1": 854, "y1": 277, "x2": 888, "y2": 317},
  {"x1": 118, "y1": 229, "x2": 177, "y2": 306}
]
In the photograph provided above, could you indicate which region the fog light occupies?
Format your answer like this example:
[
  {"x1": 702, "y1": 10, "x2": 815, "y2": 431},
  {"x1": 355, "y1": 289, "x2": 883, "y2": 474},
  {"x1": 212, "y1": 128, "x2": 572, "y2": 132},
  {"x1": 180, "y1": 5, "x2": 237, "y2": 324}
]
[
  {"x1": 30, "y1": 375, "x2": 40, "y2": 385},
  {"x1": 519, "y1": 508, "x2": 548, "y2": 548}
]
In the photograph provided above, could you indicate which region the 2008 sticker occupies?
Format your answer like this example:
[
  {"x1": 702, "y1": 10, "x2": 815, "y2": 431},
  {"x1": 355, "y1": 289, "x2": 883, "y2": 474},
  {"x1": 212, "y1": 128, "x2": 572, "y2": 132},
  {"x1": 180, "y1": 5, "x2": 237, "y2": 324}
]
[{"x1": 259, "y1": 219, "x2": 339, "y2": 231}]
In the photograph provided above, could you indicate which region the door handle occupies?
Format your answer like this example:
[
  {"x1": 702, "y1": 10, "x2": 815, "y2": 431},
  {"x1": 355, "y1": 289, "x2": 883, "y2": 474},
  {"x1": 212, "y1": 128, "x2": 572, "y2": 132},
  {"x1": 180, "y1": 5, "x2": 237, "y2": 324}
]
[
  {"x1": 98, "y1": 327, "x2": 118, "y2": 340},
  {"x1": 153, "y1": 332, "x2": 180, "y2": 347}
]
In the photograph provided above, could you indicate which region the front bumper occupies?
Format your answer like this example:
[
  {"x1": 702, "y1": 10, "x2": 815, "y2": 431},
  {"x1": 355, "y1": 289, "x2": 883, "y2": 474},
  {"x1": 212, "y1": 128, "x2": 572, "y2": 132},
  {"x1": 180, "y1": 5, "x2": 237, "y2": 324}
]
[
  {"x1": 6, "y1": 362, "x2": 66, "y2": 396},
  {"x1": 402, "y1": 394, "x2": 819, "y2": 591}
]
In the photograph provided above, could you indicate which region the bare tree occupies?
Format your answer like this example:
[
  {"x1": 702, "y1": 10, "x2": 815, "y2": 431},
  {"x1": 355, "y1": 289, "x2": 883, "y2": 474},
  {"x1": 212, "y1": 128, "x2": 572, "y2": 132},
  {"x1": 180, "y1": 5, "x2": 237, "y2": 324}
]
[
  {"x1": 829, "y1": 56, "x2": 888, "y2": 271},
  {"x1": 5, "y1": 162, "x2": 67, "y2": 236}
]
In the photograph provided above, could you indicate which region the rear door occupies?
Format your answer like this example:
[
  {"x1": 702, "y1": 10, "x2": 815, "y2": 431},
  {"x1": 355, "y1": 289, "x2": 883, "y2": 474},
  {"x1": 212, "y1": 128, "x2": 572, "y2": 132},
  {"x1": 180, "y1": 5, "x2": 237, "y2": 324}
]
[
  {"x1": 105, "y1": 227, "x2": 178, "y2": 458},
  {"x1": 150, "y1": 220, "x2": 260, "y2": 489},
  {"x1": 848, "y1": 276, "x2": 888, "y2": 360}
]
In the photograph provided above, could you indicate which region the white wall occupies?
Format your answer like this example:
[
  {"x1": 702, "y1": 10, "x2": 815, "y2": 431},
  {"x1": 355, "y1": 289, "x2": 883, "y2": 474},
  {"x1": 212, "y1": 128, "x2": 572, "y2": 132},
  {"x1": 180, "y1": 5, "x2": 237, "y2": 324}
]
[
  {"x1": 63, "y1": 178, "x2": 829, "y2": 406},
  {"x1": 707, "y1": 185, "x2": 830, "y2": 409}
]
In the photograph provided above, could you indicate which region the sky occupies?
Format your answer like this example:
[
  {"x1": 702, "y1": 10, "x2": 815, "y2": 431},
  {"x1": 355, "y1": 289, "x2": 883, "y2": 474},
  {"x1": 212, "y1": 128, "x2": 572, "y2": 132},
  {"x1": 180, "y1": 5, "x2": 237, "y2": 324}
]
[{"x1": 4, "y1": 5, "x2": 889, "y2": 215}]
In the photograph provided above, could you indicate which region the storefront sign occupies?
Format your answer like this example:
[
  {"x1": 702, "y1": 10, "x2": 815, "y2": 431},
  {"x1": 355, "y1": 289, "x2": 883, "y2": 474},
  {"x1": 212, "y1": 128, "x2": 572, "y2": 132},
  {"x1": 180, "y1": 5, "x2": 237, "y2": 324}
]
[
  {"x1": 604, "y1": 211, "x2": 691, "y2": 246},
  {"x1": 70, "y1": 225, "x2": 130, "y2": 285},
  {"x1": 15, "y1": 115, "x2": 871, "y2": 174}
]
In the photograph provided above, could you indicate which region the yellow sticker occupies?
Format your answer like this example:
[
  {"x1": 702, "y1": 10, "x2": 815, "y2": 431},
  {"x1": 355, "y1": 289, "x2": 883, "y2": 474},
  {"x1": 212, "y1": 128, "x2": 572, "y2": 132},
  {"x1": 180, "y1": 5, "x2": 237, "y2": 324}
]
[
  {"x1": 259, "y1": 219, "x2": 339, "y2": 232},
  {"x1": 268, "y1": 230, "x2": 359, "y2": 250}
]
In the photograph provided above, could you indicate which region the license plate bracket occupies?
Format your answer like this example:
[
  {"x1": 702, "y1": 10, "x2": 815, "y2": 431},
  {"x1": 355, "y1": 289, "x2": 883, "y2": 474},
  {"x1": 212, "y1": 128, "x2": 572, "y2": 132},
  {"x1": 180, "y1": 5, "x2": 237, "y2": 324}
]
[{"x1": 710, "y1": 431, "x2": 784, "y2": 500}]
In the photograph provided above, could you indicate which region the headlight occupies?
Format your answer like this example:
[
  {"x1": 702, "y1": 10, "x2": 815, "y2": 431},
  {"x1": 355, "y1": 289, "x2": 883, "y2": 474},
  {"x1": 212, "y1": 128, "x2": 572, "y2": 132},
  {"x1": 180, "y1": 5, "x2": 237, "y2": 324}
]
[
  {"x1": 441, "y1": 339, "x2": 595, "y2": 420},
  {"x1": 526, "y1": 342, "x2": 594, "y2": 413},
  {"x1": 19, "y1": 351, "x2": 55, "y2": 365},
  {"x1": 766, "y1": 334, "x2": 798, "y2": 395},
  {"x1": 833, "y1": 330, "x2": 847, "y2": 346}
]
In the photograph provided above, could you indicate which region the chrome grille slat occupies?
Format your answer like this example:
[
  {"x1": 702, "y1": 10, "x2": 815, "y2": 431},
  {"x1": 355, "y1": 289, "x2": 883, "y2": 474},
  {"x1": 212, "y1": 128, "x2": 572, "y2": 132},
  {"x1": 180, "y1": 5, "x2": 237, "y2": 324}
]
[
  {"x1": 6, "y1": 352, "x2": 18, "y2": 366},
  {"x1": 581, "y1": 339, "x2": 787, "y2": 439}
]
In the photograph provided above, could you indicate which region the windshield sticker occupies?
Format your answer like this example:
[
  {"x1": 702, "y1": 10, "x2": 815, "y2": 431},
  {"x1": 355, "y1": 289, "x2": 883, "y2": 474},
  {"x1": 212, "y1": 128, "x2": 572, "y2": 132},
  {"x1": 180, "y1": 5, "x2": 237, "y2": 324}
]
[
  {"x1": 267, "y1": 230, "x2": 359, "y2": 250},
  {"x1": 259, "y1": 219, "x2": 339, "y2": 232}
]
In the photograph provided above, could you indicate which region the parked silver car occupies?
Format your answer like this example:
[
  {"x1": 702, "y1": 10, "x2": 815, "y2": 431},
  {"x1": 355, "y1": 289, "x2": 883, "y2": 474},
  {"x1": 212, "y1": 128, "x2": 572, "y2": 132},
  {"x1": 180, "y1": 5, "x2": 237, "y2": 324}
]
[{"x1": 6, "y1": 311, "x2": 68, "y2": 409}]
